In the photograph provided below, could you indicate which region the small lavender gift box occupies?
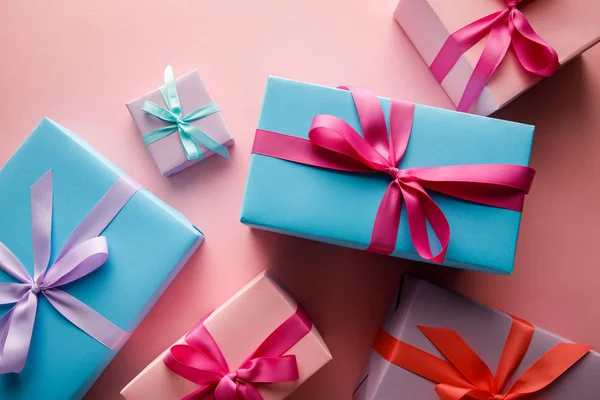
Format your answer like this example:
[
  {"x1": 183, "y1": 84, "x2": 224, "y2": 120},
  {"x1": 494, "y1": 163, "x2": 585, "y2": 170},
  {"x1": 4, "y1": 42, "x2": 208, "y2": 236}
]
[{"x1": 127, "y1": 66, "x2": 234, "y2": 176}]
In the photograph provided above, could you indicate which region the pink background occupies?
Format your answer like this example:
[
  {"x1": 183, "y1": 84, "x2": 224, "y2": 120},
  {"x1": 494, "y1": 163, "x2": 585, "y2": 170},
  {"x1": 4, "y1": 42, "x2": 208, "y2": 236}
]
[{"x1": 0, "y1": 0, "x2": 598, "y2": 399}]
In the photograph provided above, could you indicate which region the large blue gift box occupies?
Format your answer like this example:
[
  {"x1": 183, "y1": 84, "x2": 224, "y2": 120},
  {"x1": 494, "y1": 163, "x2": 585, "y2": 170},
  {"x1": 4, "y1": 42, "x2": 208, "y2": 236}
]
[
  {"x1": 241, "y1": 77, "x2": 534, "y2": 274},
  {"x1": 0, "y1": 118, "x2": 204, "y2": 399}
]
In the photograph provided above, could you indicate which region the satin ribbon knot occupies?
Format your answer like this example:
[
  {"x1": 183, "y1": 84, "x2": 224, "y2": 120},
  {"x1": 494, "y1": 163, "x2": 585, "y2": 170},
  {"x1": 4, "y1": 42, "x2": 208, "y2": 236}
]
[
  {"x1": 142, "y1": 65, "x2": 230, "y2": 161},
  {"x1": 226, "y1": 372, "x2": 238, "y2": 382},
  {"x1": 430, "y1": 0, "x2": 559, "y2": 113},
  {"x1": 0, "y1": 170, "x2": 137, "y2": 373},
  {"x1": 374, "y1": 316, "x2": 592, "y2": 400},
  {"x1": 30, "y1": 283, "x2": 41, "y2": 295},
  {"x1": 386, "y1": 167, "x2": 404, "y2": 181},
  {"x1": 252, "y1": 86, "x2": 535, "y2": 263},
  {"x1": 506, "y1": 0, "x2": 520, "y2": 9},
  {"x1": 164, "y1": 306, "x2": 313, "y2": 400}
]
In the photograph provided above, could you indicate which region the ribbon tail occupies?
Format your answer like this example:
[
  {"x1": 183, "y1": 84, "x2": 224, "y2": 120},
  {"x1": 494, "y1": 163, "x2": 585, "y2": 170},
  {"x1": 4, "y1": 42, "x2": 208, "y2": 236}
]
[
  {"x1": 0, "y1": 242, "x2": 32, "y2": 284},
  {"x1": 366, "y1": 182, "x2": 403, "y2": 255},
  {"x1": 505, "y1": 342, "x2": 593, "y2": 396},
  {"x1": 236, "y1": 383, "x2": 264, "y2": 400},
  {"x1": 0, "y1": 283, "x2": 32, "y2": 304},
  {"x1": 179, "y1": 129, "x2": 204, "y2": 161},
  {"x1": 0, "y1": 293, "x2": 38, "y2": 374},
  {"x1": 181, "y1": 124, "x2": 230, "y2": 160},
  {"x1": 430, "y1": 10, "x2": 507, "y2": 83},
  {"x1": 418, "y1": 326, "x2": 496, "y2": 392},
  {"x1": 435, "y1": 384, "x2": 490, "y2": 400},
  {"x1": 43, "y1": 289, "x2": 130, "y2": 350},
  {"x1": 495, "y1": 316, "x2": 535, "y2": 391},
  {"x1": 400, "y1": 182, "x2": 450, "y2": 264},
  {"x1": 457, "y1": 19, "x2": 512, "y2": 112},
  {"x1": 509, "y1": 10, "x2": 559, "y2": 77},
  {"x1": 142, "y1": 125, "x2": 179, "y2": 145},
  {"x1": 405, "y1": 164, "x2": 535, "y2": 212},
  {"x1": 373, "y1": 330, "x2": 473, "y2": 389}
]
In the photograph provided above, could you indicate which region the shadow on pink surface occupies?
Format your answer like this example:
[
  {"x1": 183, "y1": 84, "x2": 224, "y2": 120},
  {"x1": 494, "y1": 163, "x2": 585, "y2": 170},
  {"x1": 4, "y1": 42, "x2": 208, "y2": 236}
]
[{"x1": 247, "y1": 229, "x2": 463, "y2": 400}]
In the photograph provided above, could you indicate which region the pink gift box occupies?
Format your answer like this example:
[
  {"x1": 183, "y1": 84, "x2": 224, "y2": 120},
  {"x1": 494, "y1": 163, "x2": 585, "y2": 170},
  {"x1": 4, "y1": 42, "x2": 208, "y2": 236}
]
[
  {"x1": 120, "y1": 272, "x2": 332, "y2": 400},
  {"x1": 126, "y1": 70, "x2": 234, "y2": 176},
  {"x1": 394, "y1": 0, "x2": 600, "y2": 115}
]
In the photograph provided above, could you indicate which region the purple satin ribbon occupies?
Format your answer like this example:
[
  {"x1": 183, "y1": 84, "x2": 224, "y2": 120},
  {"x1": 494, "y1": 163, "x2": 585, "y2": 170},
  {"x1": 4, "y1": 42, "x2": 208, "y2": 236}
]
[{"x1": 0, "y1": 170, "x2": 139, "y2": 373}]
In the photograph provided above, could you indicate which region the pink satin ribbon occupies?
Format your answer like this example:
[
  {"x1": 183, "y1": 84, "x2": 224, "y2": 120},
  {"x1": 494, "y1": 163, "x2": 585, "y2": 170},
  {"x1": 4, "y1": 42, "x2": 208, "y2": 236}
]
[
  {"x1": 163, "y1": 306, "x2": 312, "y2": 400},
  {"x1": 0, "y1": 170, "x2": 137, "y2": 373},
  {"x1": 252, "y1": 86, "x2": 535, "y2": 263},
  {"x1": 430, "y1": 0, "x2": 559, "y2": 113}
]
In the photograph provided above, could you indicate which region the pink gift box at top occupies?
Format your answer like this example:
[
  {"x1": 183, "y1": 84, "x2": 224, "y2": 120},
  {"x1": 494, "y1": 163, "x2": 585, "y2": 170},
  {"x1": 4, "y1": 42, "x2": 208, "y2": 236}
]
[
  {"x1": 395, "y1": 0, "x2": 600, "y2": 116},
  {"x1": 121, "y1": 272, "x2": 332, "y2": 400},
  {"x1": 127, "y1": 66, "x2": 234, "y2": 176}
]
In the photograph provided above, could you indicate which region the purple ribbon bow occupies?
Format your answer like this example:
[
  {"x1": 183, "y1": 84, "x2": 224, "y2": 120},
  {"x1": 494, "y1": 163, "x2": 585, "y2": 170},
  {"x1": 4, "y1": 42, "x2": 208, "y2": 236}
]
[{"x1": 0, "y1": 170, "x2": 138, "y2": 373}]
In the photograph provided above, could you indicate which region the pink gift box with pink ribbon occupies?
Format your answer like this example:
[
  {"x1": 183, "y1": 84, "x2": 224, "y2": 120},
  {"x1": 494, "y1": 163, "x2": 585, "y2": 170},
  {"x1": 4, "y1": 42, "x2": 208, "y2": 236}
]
[
  {"x1": 120, "y1": 272, "x2": 331, "y2": 400},
  {"x1": 394, "y1": 0, "x2": 600, "y2": 115}
]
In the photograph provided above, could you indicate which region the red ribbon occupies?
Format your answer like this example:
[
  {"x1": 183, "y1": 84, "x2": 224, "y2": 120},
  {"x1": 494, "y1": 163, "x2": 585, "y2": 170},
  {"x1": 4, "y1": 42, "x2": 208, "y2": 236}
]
[
  {"x1": 163, "y1": 306, "x2": 312, "y2": 400},
  {"x1": 430, "y1": 0, "x2": 560, "y2": 113},
  {"x1": 252, "y1": 86, "x2": 535, "y2": 263},
  {"x1": 374, "y1": 316, "x2": 592, "y2": 399}
]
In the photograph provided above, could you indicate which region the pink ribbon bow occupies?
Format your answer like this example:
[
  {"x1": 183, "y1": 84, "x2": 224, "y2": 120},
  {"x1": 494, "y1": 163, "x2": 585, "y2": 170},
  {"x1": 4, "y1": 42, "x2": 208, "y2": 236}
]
[
  {"x1": 0, "y1": 170, "x2": 137, "y2": 373},
  {"x1": 252, "y1": 86, "x2": 535, "y2": 263},
  {"x1": 163, "y1": 306, "x2": 312, "y2": 400},
  {"x1": 430, "y1": 0, "x2": 560, "y2": 113}
]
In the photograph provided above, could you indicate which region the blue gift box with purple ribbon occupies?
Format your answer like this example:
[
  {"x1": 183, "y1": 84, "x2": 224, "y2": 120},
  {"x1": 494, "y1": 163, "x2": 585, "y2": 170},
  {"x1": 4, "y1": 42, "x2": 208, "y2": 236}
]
[{"x1": 0, "y1": 118, "x2": 204, "y2": 399}]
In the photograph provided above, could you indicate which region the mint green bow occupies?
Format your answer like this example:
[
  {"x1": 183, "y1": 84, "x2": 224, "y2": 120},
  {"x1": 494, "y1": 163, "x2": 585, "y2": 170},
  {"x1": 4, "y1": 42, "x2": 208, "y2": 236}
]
[{"x1": 142, "y1": 65, "x2": 230, "y2": 161}]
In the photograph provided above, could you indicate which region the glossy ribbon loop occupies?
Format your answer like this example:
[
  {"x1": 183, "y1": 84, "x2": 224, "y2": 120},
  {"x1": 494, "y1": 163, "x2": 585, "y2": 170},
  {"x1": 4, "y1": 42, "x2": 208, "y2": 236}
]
[
  {"x1": 252, "y1": 86, "x2": 535, "y2": 263},
  {"x1": 0, "y1": 170, "x2": 137, "y2": 373},
  {"x1": 430, "y1": 0, "x2": 559, "y2": 112},
  {"x1": 163, "y1": 306, "x2": 312, "y2": 400},
  {"x1": 373, "y1": 316, "x2": 592, "y2": 399},
  {"x1": 142, "y1": 65, "x2": 229, "y2": 161}
]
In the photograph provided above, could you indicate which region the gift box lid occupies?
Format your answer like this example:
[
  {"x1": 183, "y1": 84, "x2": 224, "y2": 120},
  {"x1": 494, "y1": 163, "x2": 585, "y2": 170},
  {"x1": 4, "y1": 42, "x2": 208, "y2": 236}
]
[
  {"x1": 354, "y1": 276, "x2": 600, "y2": 399},
  {"x1": 241, "y1": 77, "x2": 534, "y2": 274},
  {"x1": 0, "y1": 118, "x2": 204, "y2": 400}
]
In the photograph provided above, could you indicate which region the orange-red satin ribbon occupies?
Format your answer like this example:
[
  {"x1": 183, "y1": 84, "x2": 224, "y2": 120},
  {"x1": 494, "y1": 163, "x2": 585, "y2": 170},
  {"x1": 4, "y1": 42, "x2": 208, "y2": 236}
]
[{"x1": 374, "y1": 316, "x2": 592, "y2": 399}]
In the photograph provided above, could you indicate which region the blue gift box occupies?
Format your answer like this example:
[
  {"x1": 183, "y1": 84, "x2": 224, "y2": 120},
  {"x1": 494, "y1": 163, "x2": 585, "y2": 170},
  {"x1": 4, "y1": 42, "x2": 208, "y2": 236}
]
[
  {"x1": 241, "y1": 77, "x2": 534, "y2": 274},
  {"x1": 0, "y1": 118, "x2": 204, "y2": 399}
]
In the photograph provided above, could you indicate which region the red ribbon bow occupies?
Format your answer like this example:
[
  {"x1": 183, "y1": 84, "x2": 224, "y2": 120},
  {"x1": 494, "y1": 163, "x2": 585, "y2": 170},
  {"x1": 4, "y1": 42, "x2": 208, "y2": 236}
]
[
  {"x1": 253, "y1": 86, "x2": 535, "y2": 263},
  {"x1": 374, "y1": 316, "x2": 592, "y2": 399},
  {"x1": 163, "y1": 307, "x2": 312, "y2": 400},
  {"x1": 430, "y1": 0, "x2": 560, "y2": 113}
]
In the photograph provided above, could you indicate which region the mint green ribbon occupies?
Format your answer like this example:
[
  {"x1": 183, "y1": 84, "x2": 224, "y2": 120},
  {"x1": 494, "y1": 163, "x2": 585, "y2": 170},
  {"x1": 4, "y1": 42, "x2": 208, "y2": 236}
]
[{"x1": 142, "y1": 65, "x2": 230, "y2": 161}]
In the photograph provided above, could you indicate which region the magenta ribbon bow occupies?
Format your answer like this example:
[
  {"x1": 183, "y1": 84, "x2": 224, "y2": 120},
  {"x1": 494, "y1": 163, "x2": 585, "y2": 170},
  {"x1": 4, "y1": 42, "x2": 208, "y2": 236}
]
[
  {"x1": 252, "y1": 86, "x2": 535, "y2": 263},
  {"x1": 0, "y1": 170, "x2": 137, "y2": 373},
  {"x1": 430, "y1": 0, "x2": 560, "y2": 113},
  {"x1": 163, "y1": 306, "x2": 312, "y2": 400}
]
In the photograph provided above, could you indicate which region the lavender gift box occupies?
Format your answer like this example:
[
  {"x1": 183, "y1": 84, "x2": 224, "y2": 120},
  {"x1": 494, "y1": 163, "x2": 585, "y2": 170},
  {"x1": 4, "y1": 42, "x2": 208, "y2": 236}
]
[
  {"x1": 354, "y1": 276, "x2": 600, "y2": 399},
  {"x1": 126, "y1": 67, "x2": 234, "y2": 176}
]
